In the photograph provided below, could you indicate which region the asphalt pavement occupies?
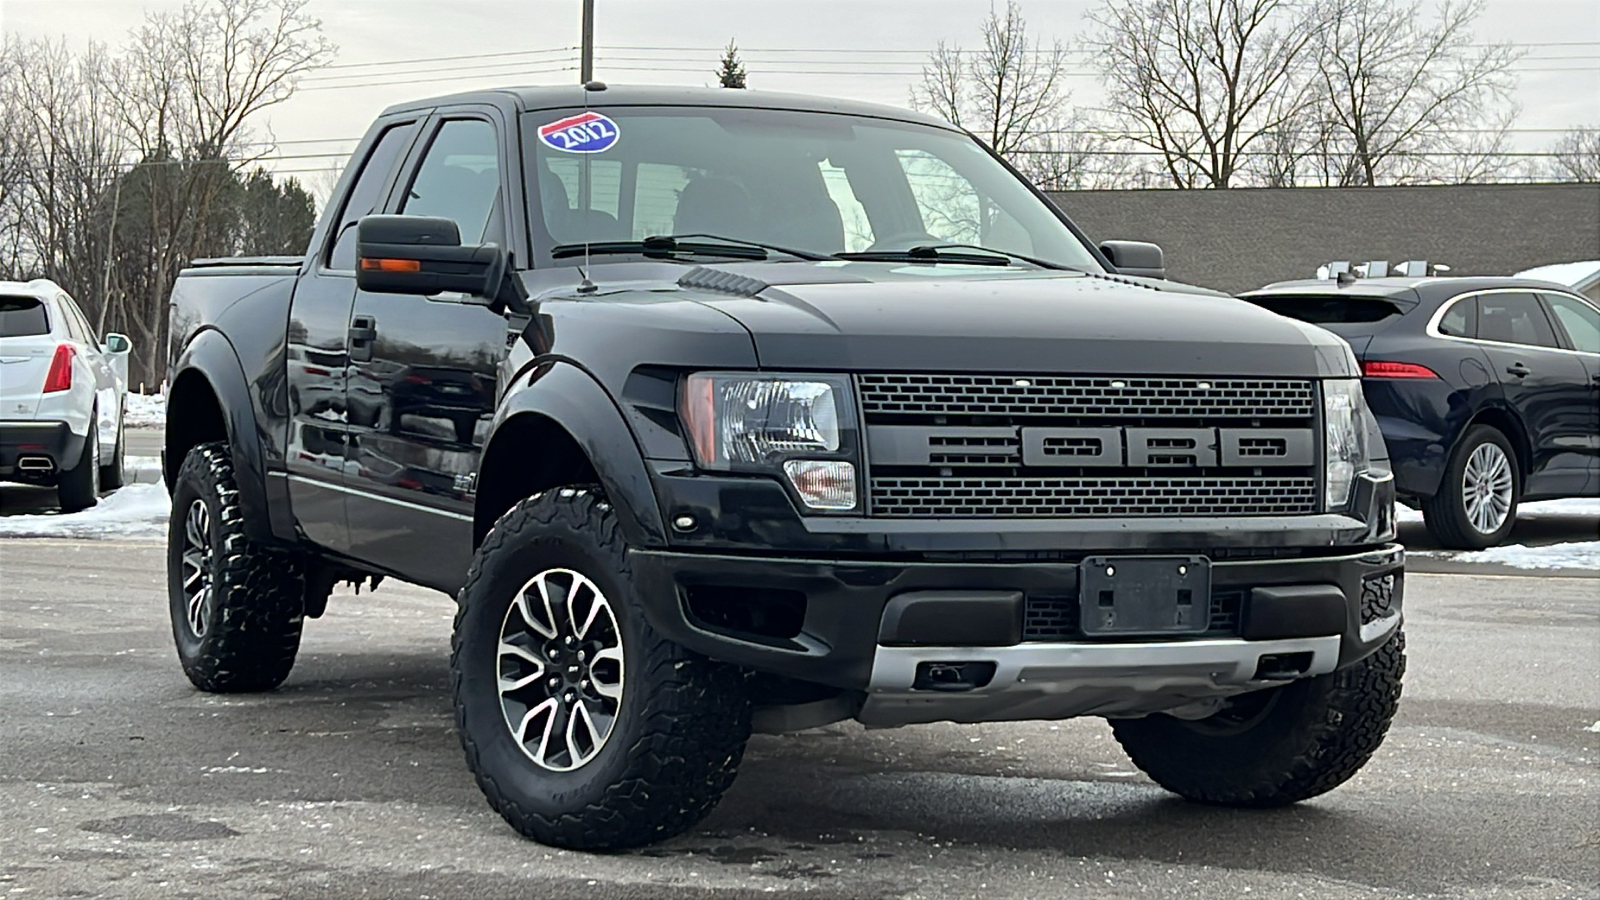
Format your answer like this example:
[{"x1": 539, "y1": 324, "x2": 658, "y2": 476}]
[{"x1": 1, "y1": 534, "x2": 1596, "y2": 899}]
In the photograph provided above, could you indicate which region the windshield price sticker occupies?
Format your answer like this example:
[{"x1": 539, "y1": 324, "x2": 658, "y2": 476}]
[{"x1": 538, "y1": 112, "x2": 620, "y2": 153}]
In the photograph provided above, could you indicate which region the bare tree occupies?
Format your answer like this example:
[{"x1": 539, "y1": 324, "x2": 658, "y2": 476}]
[
  {"x1": 1550, "y1": 126, "x2": 1600, "y2": 182},
  {"x1": 911, "y1": 0, "x2": 1070, "y2": 174},
  {"x1": 1085, "y1": 0, "x2": 1321, "y2": 188},
  {"x1": 1301, "y1": 0, "x2": 1519, "y2": 186}
]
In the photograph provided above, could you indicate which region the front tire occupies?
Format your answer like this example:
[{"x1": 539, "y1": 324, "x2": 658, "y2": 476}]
[
  {"x1": 167, "y1": 441, "x2": 306, "y2": 692},
  {"x1": 453, "y1": 486, "x2": 751, "y2": 850},
  {"x1": 1422, "y1": 425, "x2": 1519, "y2": 549},
  {"x1": 1111, "y1": 631, "x2": 1405, "y2": 807},
  {"x1": 56, "y1": 421, "x2": 99, "y2": 513}
]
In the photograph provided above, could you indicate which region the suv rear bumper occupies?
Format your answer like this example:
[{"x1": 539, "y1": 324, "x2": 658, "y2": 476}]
[
  {"x1": 630, "y1": 543, "x2": 1404, "y2": 704},
  {"x1": 0, "y1": 421, "x2": 85, "y2": 483}
]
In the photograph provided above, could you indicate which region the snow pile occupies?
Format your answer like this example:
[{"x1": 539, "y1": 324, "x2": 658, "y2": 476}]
[
  {"x1": 123, "y1": 391, "x2": 167, "y2": 428},
  {"x1": 1398, "y1": 497, "x2": 1600, "y2": 523},
  {"x1": 0, "y1": 483, "x2": 170, "y2": 540},
  {"x1": 1448, "y1": 540, "x2": 1600, "y2": 571},
  {"x1": 1513, "y1": 260, "x2": 1600, "y2": 288}
]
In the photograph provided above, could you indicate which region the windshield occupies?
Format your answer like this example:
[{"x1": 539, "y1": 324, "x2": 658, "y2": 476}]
[{"x1": 522, "y1": 105, "x2": 1102, "y2": 271}]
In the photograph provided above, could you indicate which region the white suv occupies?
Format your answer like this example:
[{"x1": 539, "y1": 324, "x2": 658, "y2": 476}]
[{"x1": 0, "y1": 280, "x2": 131, "y2": 511}]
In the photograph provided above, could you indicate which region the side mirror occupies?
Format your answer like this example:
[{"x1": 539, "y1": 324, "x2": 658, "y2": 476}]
[
  {"x1": 104, "y1": 333, "x2": 132, "y2": 354},
  {"x1": 355, "y1": 215, "x2": 506, "y2": 298},
  {"x1": 1099, "y1": 240, "x2": 1165, "y2": 280}
]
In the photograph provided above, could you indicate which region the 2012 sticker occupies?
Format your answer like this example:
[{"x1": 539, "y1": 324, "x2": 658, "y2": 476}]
[{"x1": 537, "y1": 112, "x2": 620, "y2": 153}]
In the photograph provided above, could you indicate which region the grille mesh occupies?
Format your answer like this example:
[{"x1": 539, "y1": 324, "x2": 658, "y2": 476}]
[
  {"x1": 858, "y1": 373, "x2": 1316, "y2": 419},
  {"x1": 871, "y1": 476, "x2": 1319, "y2": 517}
]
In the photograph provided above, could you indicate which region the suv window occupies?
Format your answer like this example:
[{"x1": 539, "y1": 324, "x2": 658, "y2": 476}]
[
  {"x1": 0, "y1": 296, "x2": 49, "y2": 337},
  {"x1": 328, "y1": 121, "x2": 419, "y2": 270},
  {"x1": 62, "y1": 296, "x2": 98, "y2": 346},
  {"x1": 1541, "y1": 293, "x2": 1600, "y2": 354},
  {"x1": 401, "y1": 119, "x2": 502, "y2": 245},
  {"x1": 1437, "y1": 296, "x2": 1477, "y2": 338},
  {"x1": 1476, "y1": 292, "x2": 1559, "y2": 349}
]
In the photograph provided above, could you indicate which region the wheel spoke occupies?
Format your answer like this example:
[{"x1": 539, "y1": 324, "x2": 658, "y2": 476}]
[
  {"x1": 568, "y1": 700, "x2": 600, "y2": 764},
  {"x1": 187, "y1": 586, "x2": 209, "y2": 634},
  {"x1": 588, "y1": 646, "x2": 624, "y2": 700},
  {"x1": 516, "y1": 697, "x2": 559, "y2": 757}
]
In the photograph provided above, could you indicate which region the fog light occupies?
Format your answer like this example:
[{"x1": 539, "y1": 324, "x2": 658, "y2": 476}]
[{"x1": 782, "y1": 459, "x2": 857, "y2": 510}]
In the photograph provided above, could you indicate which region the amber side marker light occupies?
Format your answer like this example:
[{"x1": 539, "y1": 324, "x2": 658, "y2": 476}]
[
  {"x1": 1362, "y1": 360, "x2": 1439, "y2": 379},
  {"x1": 359, "y1": 257, "x2": 421, "y2": 272}
]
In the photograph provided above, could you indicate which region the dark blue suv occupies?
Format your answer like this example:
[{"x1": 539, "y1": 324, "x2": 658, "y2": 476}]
[{"x1": 1242, "y1": 276, "x2": 1599, "y2": 548}]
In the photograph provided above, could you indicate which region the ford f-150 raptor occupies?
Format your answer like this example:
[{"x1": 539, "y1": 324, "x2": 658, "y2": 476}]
[{"x1": 162, "y1": 84, "x2": 1404, "y2": 850}]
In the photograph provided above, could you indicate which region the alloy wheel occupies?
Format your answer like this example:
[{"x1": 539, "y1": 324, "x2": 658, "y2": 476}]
[
  {"x1": 179, "y1": 498, "x2": 213, "y2": 637},
  {"x1": 496, "y1": 568, "x2": 625, "y2": 772},
  {"x1": 1461, "y1": 442, "x2": 1513, "y2": 535}
]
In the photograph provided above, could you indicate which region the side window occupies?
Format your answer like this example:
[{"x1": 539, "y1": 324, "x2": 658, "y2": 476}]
[
  {"x1": 1542, "y1": 293, "x2": 1600, "y2": 354},
  {"x1": 328, "y1": 121, "x2": 419, "y2": 270},
  {"x1": 1476, "y1": 292, "x2": 1559, "y2": 349},
  {"x1": 632, "y1": 162, "x2": 690, "y2": 239},
  {"x1": 818, "y1": 161, "x2": 874, "y2": 252},
  {"x1": 1437, "y1": 297, "x2": 1477, "y2": 338},
  {"x1": 401, "y1": 119, "x2": 502, "y2": 245},
  {"x1": 56, "y1": 296, "x2": 88, "y2": 343}
]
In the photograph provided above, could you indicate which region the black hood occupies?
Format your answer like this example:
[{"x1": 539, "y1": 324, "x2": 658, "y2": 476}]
[{"x1": 682, "y1": 264, "x2": 1356, "y2": 378}]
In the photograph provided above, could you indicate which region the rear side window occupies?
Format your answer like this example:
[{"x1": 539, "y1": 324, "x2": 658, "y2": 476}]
[
  {"x1": 0, "y1": 296, "x2": 49, "y2": 337},
  {"x1": 1477, "y1": 292, "x2": 1559, "y2": 349},
  {"x1": 1541, "y1": 293, "x2": 1600, "y2": 354},
  {"x1": 1437, "y1": 297, "x2": 1477, "y2": 337},
  {"x1": 1245, "y1": 295, "x2": 1404, "y2": 324},
  {"x1": 328, "y1": 121, "x2": 420, "y2": 270}
]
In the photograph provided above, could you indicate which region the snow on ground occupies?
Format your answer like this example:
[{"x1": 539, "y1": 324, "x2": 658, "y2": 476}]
[
  {"x1": 0, "y1": 482, "x2": 170, "y2": 540},
  {"x1": 123, "y1": 391, "x2": 166, "y2": 428},
  {"x1": 1445, "y1": 540, "x2": 1600, "y2": 571},
  {"x1": 1513, "y1": 260, "x2": 1600, "y2": 287},
  {"x1": 1397, "y1": 497, "x2": 1600, "y2": 523}
]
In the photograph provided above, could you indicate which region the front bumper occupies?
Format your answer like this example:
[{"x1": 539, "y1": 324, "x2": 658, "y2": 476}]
[
  {"x1": 0, "y1": 421, "x2": 85, "y2": 483},
  {"x1": 631, "y1": 542, "x2": 1404, "y2": 701}
]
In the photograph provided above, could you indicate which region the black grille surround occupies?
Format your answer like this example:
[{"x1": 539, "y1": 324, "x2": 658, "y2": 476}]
[
  {"x1": 1023, "y1": 590, "x2": 1244, "y2": 641},
  {"x1": 858, "y1": 373, "x2": 1322, "y2": 519}
]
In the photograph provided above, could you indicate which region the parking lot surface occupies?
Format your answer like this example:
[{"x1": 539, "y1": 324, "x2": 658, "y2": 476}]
[{"x1": 1, "y1": 536, "x2": 1595, "y2": 900}]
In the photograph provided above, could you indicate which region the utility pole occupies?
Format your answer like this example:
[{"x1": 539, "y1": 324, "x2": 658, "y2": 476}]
[{"x1": 580, "y1": 0, "x2": 595, "y2": 83}]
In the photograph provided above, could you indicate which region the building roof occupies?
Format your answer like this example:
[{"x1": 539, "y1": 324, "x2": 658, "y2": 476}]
[
  {"x1": 381, "y1": 83, "x2": 954, "y2": 130},
  {"x1": 1513, "y1": 260, "x2": 1600, "y2": 291}
]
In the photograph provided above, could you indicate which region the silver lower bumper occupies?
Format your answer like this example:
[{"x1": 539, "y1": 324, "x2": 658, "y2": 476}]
[{"x1": 859, "y1": 634, "x2": 1343, "y2": 727}]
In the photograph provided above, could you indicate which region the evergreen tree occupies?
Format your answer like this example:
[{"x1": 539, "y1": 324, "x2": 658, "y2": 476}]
[{"x1": 714, "y1": 40, "x2": 747, "y2": 89}]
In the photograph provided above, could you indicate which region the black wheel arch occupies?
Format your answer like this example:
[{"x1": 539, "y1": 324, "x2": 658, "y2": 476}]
[
  {"x1": 475, "y1": 361, "x2": 667, "y2": 550},
  {"x1": 1458, "y1": 404, "x2": 1530, "y2": 493},
  {"x1": 164, "y1": 330, "x2": 282, "y2": 544}
]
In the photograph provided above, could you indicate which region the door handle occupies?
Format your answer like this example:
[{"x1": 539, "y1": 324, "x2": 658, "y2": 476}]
[
  {"x1": 349, "y1": 316, "x2": 376, "y2": 363},
  {"x1": 1504, "y1": 362, "x2": 1530, "y2": 378}
]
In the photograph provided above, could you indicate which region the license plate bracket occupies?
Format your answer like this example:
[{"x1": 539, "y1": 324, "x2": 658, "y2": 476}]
[{"x1": 1079, "y1": 555, "x2": 1212, "y2": 636}]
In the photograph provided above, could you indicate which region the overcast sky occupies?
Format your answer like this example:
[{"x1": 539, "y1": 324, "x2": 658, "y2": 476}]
[{"x1": 3, "y1": 0, "x2": 1597, "y2": 187}]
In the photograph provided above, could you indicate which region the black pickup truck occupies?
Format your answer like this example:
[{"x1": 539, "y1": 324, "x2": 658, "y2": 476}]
[{"x1": 163, "y1": 84, "x2": 1405, "y2": 850}]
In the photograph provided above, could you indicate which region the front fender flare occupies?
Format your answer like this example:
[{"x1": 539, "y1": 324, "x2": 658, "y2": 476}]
[{"x1": 489, "y1": 361, "x2": 667, "y2": 548}]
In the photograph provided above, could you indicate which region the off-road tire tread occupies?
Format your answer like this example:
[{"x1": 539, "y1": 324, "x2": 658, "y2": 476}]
[
  {"x1": 1421, "y1": 425, "x2": 1517, "y2": 550},
  {"x1": 171, "y1": 441, "x2": 305, "y2": 693},
  {"x1": 452, "y1": 486, "x2": 750, "y2": 850},
  {"x1": 1112, "y1": 630, "x2": 1405, "y2": 807}
]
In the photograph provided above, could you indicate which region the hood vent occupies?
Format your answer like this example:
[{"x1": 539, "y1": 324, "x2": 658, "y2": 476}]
[{"x1": 677, "y1": 266, "x2": 769, "y2": 298}]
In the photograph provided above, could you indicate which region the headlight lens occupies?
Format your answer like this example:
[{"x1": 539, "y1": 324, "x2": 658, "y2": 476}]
[
  {"x1": 1323, "y1": 378, "x2": 1372, "y2": 509},
  {"x1": 681, "y1": 373, "x2": 857, "y2": 510}
]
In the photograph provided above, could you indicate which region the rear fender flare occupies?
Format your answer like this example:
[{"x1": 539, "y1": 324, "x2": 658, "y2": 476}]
[
  {"x1": 485, "y1": 361, "x2": 666, "y2": 548},
  {"x1": 165, "y1": 329, "x2": 277, "y2": 543}
]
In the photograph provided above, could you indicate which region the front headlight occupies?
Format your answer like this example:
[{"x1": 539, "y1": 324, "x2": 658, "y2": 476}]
[
  {"x1": 681, "y1": 372, "x2": 857, "y2": 510},
  {"x1": 1323, "y1": 378, "x2": 1372, "y2": 509}
]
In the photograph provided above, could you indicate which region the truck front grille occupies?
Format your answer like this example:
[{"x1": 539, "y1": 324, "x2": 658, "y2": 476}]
[
  {"x1": 858, "y1": 372, "x2": 1320, "y2": 519},
  {"x1": 1022, "y1": 589, "x2": 1244, "y2": 641},
  {"x1": 870, "y1": 476, "x2": 1319, "y2": 518}
]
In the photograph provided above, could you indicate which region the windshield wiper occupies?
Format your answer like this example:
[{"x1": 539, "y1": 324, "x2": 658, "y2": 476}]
[
  {"x1": 836, "y1": 243, "x2": 1074, "y2": 270},
  {"x1": 550, "y1": 234, "x2": 832, "y2": 262}
]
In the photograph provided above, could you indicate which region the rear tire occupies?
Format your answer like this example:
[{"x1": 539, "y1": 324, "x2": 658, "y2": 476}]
[
  {"x1": 57, "y1": 421, "x2": 100, "y2": 513},
  {"x1": 167, "y1": 441, "x2": 306, "y2": 692},
  {"x1": 1422, "y1": 425, "x2": 1518, "y2": 549},
  {"x1": 100, "y1": 408, "x2": 126, "y2": 489},
  {"x1": 1111, "y1": 631, "x2": 1405, "y2": 807},
  {"x1": 453, "y1": 486, "x2": 750, "y2": 850}
]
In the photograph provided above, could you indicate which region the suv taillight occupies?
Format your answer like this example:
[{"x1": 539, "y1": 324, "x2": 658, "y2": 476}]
[
  {"x1": 1362, "y1": 360, "x2": 1438, "y2": 379},
  {"x1": 42, "y1": 344, "x2": 75, "y2": 393}
]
